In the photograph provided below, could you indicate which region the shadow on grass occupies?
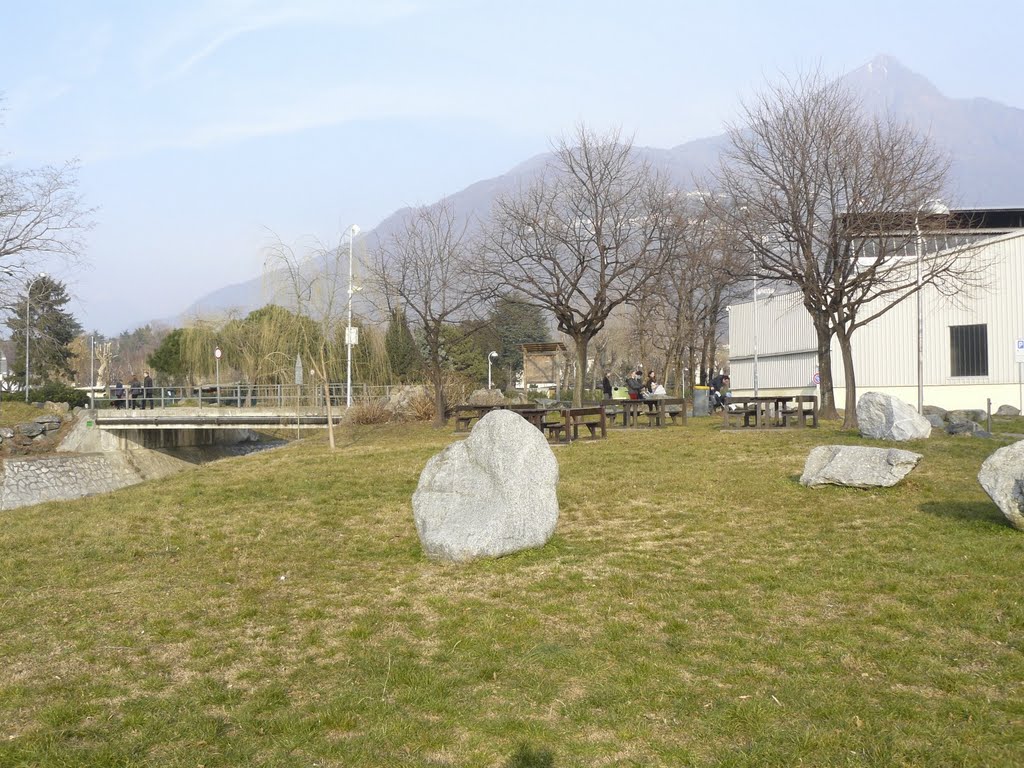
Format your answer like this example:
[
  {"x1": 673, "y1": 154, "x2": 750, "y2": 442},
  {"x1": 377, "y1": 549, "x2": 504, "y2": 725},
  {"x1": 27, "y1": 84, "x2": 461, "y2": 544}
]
[{"x1": 919, "y1": 499, "x2": 1009, "y2": 527}]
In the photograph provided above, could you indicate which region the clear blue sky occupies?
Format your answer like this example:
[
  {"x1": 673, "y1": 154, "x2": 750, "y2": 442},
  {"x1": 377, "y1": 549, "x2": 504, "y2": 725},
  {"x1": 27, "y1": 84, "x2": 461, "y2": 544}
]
[{"x1": 0, "y1": 0, "x2": 1014, "y2": 334}]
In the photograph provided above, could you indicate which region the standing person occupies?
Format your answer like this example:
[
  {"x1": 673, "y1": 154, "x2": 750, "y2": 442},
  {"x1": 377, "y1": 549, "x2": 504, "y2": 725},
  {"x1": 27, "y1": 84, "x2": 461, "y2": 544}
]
[
  {"x1": 113, "y1": 380, "x2": 125, "y2": 410},
  {"x1": 143, "y1": 371, "x2": 154, "y2": 410},
  {"x1": 601, "y1": 372, "x2": 613, "y2": 400},
  {"x1": 129, "y1": 375, "x2": 143, "y2": 409}
]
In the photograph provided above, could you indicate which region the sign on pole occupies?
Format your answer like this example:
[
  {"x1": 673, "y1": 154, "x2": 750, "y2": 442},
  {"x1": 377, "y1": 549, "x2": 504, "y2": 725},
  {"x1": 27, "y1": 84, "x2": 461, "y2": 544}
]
[
  {"x1": 346, "y1": 326, "x2": 359, "y2": 346},
  {"x1": 1015, "y1": 338, "x2": 1024, "y2": 364}
]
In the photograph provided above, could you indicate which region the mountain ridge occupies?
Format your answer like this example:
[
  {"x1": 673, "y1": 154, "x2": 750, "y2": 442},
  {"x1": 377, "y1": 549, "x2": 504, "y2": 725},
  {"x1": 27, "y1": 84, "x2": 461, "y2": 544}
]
[{"x1": 174, "y1": 54, "x2": 1024, "y2": 324}]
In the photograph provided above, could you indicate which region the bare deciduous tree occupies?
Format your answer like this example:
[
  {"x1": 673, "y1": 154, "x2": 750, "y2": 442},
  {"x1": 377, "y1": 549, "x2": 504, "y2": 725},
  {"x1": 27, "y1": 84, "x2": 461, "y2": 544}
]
[
  {"x1": 484, "y1": 125, "x2": 671, "y2": 406},
  {"x1": 263, "y1": 234, "x2": 350, "y2": 449},
  {"x1": 641, "y1": 197, "x2": 744, "y2": 396},
  {"x1": 711, "y1": 69, "x2": 976, "y2": 427},
  {"x1": 1, "y1": 156, "x2": 92, "y2": 276},
  {"x1": 368, "y1": 201, "x2": 491, "y2": 427}
]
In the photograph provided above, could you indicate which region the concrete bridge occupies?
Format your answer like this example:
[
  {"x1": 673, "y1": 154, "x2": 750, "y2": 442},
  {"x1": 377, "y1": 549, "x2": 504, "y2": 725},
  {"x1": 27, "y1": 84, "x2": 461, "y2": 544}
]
[{"x1": 64, "y1": 408, "x2": 335, "y2": 451}]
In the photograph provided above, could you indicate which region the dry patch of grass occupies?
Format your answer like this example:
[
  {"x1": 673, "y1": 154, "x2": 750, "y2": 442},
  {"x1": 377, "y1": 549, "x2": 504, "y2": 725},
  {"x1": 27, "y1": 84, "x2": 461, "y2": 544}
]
[{"x1": 1, "y1": 420, "x2": 1023, "y2": 766}]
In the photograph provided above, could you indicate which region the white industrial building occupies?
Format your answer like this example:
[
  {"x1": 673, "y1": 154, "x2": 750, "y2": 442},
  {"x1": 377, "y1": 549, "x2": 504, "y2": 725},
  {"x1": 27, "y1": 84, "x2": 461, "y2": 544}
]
[{"x1": 727, "y1": 209, "x2": 1024, "y2": 413}]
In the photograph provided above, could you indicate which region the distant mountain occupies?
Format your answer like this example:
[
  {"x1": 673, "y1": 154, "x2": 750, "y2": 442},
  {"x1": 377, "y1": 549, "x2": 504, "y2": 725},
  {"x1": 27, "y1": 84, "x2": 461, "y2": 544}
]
[
  {"x1": 176, "y1": 54, "x2": 1024, "y2": 322},
  {"x1": 841, "y1": 54, "x2": 1024, "y2": 207}
]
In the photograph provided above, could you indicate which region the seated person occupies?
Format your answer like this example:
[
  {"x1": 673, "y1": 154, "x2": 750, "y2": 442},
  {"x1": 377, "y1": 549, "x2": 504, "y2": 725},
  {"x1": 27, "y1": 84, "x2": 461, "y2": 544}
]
[
  {"x1": 626, "y1": 366, "x2": 644, "y2": 400},
  {"x1": 710, "y1": 374, "x2": 731, "y2": 412}
]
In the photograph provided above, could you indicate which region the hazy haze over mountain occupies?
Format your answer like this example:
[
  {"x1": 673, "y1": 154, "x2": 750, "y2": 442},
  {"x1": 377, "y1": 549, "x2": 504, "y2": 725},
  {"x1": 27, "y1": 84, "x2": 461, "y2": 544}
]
[{"x1": 179, "y1": 54, "x2": 1024, "y2": 322}]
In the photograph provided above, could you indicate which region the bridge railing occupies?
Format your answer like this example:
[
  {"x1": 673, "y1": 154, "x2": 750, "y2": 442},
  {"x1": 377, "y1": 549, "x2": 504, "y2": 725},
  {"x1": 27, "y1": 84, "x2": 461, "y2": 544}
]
[{"x1": 95, "y1": 383, "x2": 401, "y2": 410}]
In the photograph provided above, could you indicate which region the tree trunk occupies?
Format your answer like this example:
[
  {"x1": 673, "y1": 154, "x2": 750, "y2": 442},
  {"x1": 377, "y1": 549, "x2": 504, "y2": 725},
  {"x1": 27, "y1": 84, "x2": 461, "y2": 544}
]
[
  {"x1": 572, "y1": 337, "x2": 589, "y2": 407},
  {"x1": 836, "y1": 329, "x2": 859, "y2": 430},
  {"x1": 431, "y1": 365, "x2": 448, "y2": 428},
  {"x1": 813, "y1": 317, "x2": 840, "y2": 419}
]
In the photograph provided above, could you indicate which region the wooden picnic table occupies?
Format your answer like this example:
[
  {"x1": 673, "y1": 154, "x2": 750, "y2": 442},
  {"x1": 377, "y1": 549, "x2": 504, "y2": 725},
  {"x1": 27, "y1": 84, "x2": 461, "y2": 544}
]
[
  {"x1": 722, "y1": 395, "x2": 818, "y2": 429},
  {"x1": 600, "y1": 397, "x2": 687, "y2": 428}
]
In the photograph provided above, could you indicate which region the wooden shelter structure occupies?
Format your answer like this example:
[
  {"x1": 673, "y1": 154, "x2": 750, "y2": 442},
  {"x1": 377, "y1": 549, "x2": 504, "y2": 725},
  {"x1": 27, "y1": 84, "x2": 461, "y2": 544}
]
[{"x1": 520, "y1": 342, "x2": 567, "y2": 398}]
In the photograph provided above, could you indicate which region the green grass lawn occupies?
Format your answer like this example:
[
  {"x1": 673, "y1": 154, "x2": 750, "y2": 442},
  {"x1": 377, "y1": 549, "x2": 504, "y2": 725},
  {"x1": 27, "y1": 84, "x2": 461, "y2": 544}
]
[{"x1": 1, "y1": 418, "x2": 1022, "y2": 767}]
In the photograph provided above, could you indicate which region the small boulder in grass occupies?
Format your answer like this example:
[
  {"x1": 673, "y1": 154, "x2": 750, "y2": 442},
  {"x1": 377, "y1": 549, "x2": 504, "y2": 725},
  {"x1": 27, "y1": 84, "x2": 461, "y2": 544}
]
[
  {"x1": 413, "y1": 409, "x2": 559, "y2": 561},
  {"x1": 800, "y1": 445, "x2": 923, "y2": 488},
  {"x1": 978, "y1": 440, "x2": 1024, "y2": 531}
]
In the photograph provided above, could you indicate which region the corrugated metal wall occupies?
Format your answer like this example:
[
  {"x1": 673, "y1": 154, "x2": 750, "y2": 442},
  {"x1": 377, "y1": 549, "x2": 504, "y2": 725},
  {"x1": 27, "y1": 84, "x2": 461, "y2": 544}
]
[{"x1": 726, "y1": 231, "x2": 1024, "y2": 407}]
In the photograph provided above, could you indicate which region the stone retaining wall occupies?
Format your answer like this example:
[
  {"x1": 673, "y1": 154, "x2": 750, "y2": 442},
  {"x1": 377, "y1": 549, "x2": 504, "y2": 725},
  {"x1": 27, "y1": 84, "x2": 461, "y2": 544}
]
[{"x1": 0, "y1": 454, "x2": 147, "y2": 510}]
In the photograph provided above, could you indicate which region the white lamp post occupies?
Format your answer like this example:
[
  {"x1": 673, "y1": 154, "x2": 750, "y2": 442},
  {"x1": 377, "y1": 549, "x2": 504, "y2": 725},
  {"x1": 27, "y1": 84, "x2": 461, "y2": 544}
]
[
  {"x1": 346, "y1": 224, "x2": 360, "y2": 409},
  {"x1": 488, "y1": 351, "x2": 498, "y2": 389},
  {"x1": 214, "y1": 346, "x2": 222, "y2": 406},
  {"x1": 24, "y1": 273, "x2": 46, "y2": 402},
  {"x1": 914, "y1": 199, "x2": 950, "y2": 414},
  {"x1": 752, "y1": 277, "x2": 760, "y2": 398}
]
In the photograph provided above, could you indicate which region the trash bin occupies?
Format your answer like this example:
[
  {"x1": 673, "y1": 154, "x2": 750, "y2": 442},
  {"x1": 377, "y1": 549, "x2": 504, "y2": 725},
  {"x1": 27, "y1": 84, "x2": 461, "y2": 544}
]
[{"x1": 691, "y1": 385, "x2": 710, "y2": 416}]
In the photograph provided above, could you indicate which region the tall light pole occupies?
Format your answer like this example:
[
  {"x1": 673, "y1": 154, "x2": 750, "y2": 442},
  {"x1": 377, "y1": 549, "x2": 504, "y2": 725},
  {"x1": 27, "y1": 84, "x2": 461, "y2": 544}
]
[
  {"x1": 914, "y1": 199, "x2": 950, "y2": 414},
  {"x1": 24, "y1": 273, "x2": 46, "y2": 402},
  {"x1": 488, "y1": 351, "x2": 498, "y2": 389},
  {"x1": 346, "y1": 224, "x2": 360, "y2": 409},
  {"x1": 752, "y1": 277, "x2": 760, "y2": 398}
]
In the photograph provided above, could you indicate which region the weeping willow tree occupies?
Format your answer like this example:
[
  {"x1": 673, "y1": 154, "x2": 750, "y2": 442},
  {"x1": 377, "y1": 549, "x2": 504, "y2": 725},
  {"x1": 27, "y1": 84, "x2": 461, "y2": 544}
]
[
  {"x1": 176, "y1": 319, "x2": 219, "y2": 393},
  {"x1": 218, "y1": 305, "x2": 311, "y2": 403},
  {"x1": 262, "y1": 234, "x2": 357, "y2": 449}
]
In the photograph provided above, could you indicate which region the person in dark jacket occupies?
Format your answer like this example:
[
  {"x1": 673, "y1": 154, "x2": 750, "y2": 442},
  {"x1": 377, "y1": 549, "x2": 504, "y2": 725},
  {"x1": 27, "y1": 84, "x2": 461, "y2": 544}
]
[
  {"x1": 601, "y1": 372, "x2": 613, "y2": 400},
  {"x1": 710, "y1": 374, "x2": 731, "y2": 412},
  {"x1": 143, "y1": 371, "x2": 154, "y2": 409},
  {"x1": 129, "y1": 375, "x2": 143, "y2": 409},
  {"x1": 626, "y1": 366, "x2": 644, "y2": 400}
]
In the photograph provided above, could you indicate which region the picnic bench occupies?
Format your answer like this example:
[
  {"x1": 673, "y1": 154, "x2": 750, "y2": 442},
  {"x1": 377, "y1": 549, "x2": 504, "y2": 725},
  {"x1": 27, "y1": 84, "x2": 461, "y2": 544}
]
[
  {"x1": 599, "y1": 397, "x2": 688, "y2": 427},
  {"x1": 543, "y1": 406, "x2": 607, "y2": 443},
  {"x1": 453, "y1": 404, "x2": 503, "y2": 432},
  {"x1": 722, "y1": 395, "x2": 818, "y2": 429}
]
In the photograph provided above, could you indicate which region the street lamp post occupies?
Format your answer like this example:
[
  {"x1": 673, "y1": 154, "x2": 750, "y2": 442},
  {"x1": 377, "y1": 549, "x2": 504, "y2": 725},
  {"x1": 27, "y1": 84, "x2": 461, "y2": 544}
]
[
  {"x1": 24, "y1": 273, "x2": 46, "y2": 402},
  {"x1": 914, "y1": 200, "x2": 950, "y2": 414},
  {"x1": 752, "y1": 277, "x2": 760, "y2": 398},
  {"x1": 346, "y1": 224, "x2": 360, "y2": 409},
  {"x1": 488, "y1": 351, "x2": 498, "y2": 389},
  {"x1": 214, "y1": 346, "x2": 222, "y2": 406}
]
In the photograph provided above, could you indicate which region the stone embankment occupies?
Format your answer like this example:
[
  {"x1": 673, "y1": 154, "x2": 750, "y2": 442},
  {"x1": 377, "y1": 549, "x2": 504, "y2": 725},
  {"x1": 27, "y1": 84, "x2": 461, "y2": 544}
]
[{"x1": 0, "y1": 407, "x2": 280, "y2": 511}]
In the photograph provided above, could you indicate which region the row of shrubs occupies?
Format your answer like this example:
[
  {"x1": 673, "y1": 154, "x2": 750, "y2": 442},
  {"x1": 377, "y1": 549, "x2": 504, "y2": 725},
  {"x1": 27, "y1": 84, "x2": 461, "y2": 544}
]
[{"x1": 0, "y1": 382, "x2": 90, "y2": 409}]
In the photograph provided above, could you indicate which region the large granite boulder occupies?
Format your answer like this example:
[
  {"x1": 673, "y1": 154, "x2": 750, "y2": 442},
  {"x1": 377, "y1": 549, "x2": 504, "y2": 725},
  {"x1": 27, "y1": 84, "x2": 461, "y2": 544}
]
[
  {"x1": 996, "y1": 404, "x2": 1021, "y2": 417},
  {"x1": 925, "y1": 414, "x2": 945, "y2": 429},
  {"x1": 978, "y1": 440, "x2": 1024, "y2": 530},
  {"x1": 800, "y1": 445, "x2": 923, "y2": 488},
  {"x1": 16, "y1": 423, "x2": 45, "y2": 439},
  {"x1": 385, "y1": 385, "x2": 430, "y2": 418},
  {"x1": 467, "y1": 388, "x2": 507, "y2": 407},
  {"x1": 413, "y1": 409, "x2": 559, "y2": 561},
  {"x1": 948, "y1": 409, "x2": 987, "y2": 424},
  {"x1": 922, "y1": 405, "x2": 948, "y2": 419},
  {"x1": 857, "y1": 392, "x2": 931, "y2": 441}
]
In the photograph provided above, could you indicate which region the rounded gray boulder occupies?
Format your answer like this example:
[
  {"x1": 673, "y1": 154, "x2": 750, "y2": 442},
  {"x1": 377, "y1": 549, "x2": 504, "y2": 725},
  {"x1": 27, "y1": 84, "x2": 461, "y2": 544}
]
[
  {"x1": 413, "y1": 409, "x2": 559, "y2": 561},
  {"x1": 978, "y1": 439, "x2": 1024, "y2": 530}
]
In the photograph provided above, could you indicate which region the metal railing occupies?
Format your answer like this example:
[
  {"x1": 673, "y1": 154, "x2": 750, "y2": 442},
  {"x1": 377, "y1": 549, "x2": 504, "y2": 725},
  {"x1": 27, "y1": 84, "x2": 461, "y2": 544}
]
[{"x1": 95, "y1": 383, "x2": 400, "y2": 410}]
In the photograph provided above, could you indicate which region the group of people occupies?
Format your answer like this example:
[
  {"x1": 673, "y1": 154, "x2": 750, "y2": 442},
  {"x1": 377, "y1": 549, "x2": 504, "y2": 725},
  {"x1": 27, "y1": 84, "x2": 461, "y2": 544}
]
[
  {"x1": 111, "y1": 371, "x2": 154, "y2": 410},
  {"x1": 602, "y1": 365, "x2": 667, "y2": 401},
  {"x1": 600, "y1": 366, "x2": 732, "y2": 411}
]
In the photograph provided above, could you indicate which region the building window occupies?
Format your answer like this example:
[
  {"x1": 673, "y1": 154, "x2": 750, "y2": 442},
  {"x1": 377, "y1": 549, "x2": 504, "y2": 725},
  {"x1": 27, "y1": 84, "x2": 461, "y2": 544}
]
[{"x1": 949, "y1": 324, "x2": 988, "y2": 377}]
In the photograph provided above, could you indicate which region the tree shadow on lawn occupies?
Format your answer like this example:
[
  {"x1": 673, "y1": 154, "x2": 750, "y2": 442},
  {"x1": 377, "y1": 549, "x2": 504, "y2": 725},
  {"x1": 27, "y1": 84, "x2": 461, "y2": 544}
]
[{"x1": 919, "y1": 499, "x2": 1009, "y2": 528}]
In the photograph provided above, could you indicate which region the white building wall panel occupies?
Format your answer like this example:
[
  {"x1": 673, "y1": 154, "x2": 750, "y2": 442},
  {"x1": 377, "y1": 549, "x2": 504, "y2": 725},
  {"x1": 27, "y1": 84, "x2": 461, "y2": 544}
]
[{"x1": 726, "y1": 230, "x2": 1024, "y2": 410}]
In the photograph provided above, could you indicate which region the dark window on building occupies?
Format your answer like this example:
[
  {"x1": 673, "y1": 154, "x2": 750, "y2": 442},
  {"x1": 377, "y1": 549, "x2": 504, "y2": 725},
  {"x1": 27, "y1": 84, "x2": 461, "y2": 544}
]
[{"x1": 950, "y1": 324, "x2": 988, "y2": 376}]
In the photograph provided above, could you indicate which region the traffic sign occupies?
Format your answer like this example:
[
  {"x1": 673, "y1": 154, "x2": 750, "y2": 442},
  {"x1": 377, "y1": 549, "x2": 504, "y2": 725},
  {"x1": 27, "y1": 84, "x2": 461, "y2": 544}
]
[
  {"x1": 1016, "y1": 338, "x2": 1024, "y2": 364},
  {"x1": 812, "y1": 371, "x2": 821, "y2": 385}
]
